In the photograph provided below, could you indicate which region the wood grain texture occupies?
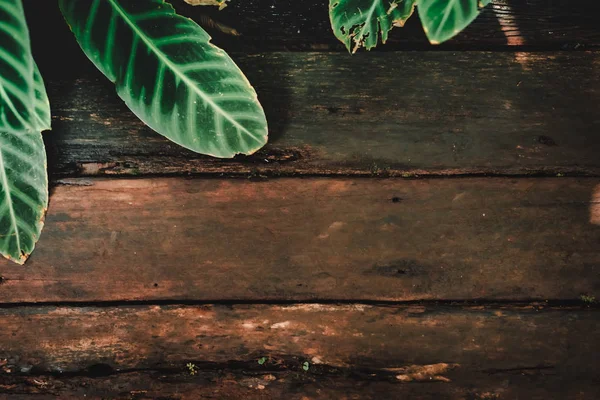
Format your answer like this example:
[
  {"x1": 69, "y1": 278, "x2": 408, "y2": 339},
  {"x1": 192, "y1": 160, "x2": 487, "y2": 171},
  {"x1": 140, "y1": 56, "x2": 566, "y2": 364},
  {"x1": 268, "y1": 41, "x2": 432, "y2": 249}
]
[
  {"x1": 25, "y1": 0, "x2": 600, "y2": 54},
  {"x1": 1, "y1": 177, "x2": 599, "y2": 302},
  {"x1": 0, "y1": 305, "x2": 598, "y2": 392},
  {"x1": 2, "y1": 367, "x2": 599, "y2": 400},
  {"x1": 42, "y1": 52, "x2": 600, "y2": 178}
]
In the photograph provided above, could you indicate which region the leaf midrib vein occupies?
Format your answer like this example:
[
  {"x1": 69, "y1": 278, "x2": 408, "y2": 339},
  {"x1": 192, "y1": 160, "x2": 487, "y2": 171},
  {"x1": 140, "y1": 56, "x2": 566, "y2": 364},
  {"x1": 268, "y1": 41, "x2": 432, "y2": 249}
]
[{"x1": 356, "y1": 0, "x2": 382, "y2": 40}]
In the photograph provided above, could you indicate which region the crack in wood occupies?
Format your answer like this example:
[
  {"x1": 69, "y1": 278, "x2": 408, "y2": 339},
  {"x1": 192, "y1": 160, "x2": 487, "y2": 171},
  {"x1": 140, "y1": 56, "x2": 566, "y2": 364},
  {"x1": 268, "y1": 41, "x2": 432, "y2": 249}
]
[
  {"x1": 0, "y1": 300, "x2": 597, "y2": 310},
  {"x1": 0, "y1": 359, "x2": 454, "y2": 382}
]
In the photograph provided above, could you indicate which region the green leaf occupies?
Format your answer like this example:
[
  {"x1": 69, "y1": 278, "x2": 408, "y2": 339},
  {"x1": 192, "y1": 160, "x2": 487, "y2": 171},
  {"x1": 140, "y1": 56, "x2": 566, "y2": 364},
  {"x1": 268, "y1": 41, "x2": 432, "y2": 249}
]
[
  {"x1": 59, "y1": 0, "x2": 268, "y2": 158},
  {"x1": 417, "y1": 0, "x2": 490, "y2": 44},
  {"x1": 33, "y1": 62, "x2": 51, "y2": 131},
  {"x1": 0, "y1": 0, "x2": 49, "y2": 264},
  {"x1": 329, "y1": 0, "x2": 416, "y2": 52}
]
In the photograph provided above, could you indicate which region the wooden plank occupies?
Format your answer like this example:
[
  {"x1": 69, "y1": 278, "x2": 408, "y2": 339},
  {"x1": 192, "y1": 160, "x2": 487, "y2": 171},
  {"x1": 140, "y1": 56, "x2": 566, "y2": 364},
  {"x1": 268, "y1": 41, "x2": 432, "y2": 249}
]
[
  {"x1": 0, "y1": 304, "x2": 598, "y2": 397},
  {"x1": 173, "y1": 0, "x2": 600, "y2": 51},
  {"x1": 43, "y1": 52, "x2": 600, "y2": 178},
  {"x1": 1, "y1": 177, "x2": 599, "y2": 302},
  {"x1": 25, "y1": 0, "x2": 600, "y2": 55},
  {"x1": 2, "y1": 368, "x2": 599, "y2": 400}
]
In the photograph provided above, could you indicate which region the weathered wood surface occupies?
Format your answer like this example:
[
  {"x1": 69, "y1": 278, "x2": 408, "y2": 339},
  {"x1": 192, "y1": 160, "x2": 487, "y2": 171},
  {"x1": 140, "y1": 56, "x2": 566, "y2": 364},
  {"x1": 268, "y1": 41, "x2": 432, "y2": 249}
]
[
  {"x1": 25, "y1": 0, "x2": 600, "y2": 54},
  {"x1": 41, "y1": 52, "x2": 600, "y2": 178},
  {"x1": 0, "y1": 304, "x2": 598, "y2": 398},
  {"x1": 2, "y1": 374, "x2": 598, "y2": 400},
  {"x1": 2, "y1": 366, "x2": 599, "y2": 400},
  {"x1": 1, "y1": 177, "x2": 599, "y2": 302}
]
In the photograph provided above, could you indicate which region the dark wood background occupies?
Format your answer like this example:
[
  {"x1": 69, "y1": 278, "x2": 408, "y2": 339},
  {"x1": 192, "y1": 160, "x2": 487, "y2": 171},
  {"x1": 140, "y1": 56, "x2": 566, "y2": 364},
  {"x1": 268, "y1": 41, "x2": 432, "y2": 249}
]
[{"x1": 1, "y1": 0, "x2": 599, "y2": 398}]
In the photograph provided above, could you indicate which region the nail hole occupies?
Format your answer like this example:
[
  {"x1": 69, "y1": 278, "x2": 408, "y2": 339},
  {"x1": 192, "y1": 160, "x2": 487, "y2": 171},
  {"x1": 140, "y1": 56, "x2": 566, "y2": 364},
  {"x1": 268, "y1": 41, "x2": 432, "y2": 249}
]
[
  {"x1": 153, "y1": 283, "x2": 159, "y2": 288},
  {"x1": 537, "y1": 135, "x2": 557, "y2": 146},
  {"x1": 391, "y1": 197, "x2": 402, "y2": 203}
]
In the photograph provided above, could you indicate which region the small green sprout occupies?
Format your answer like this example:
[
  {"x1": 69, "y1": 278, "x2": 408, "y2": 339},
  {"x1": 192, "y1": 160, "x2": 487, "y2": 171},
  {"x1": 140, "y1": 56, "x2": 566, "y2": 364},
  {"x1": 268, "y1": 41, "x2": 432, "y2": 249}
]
[
  {"x1": 258, "y1": 357, "x2": 268, "y2": 365},
  {"x1": 581, "y1": 294, "x2": 596, "y2": 304},
  {"x1": 302, "y1": 361, "x2": 310, "y2": 371},
  {"x1": 186, "y1": 362, "x2": 198, "y2": 376}
]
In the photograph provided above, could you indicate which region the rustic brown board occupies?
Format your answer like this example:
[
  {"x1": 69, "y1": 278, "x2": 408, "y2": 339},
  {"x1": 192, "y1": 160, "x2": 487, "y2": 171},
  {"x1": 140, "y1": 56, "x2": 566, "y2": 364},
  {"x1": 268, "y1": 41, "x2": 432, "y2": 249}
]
[
  {"x1": 2, "y1": 368, "x2": 599, "y2": 400},
  {"x1": 25, "y1": 0, "x2": 600, "y2": 55},
  {"x1": 0, "y1": 304, "x2": 598, "y2": 398},
  {"x1": 1, "y1": 177, "x2": 599, "y2": 302},
  {"x1": 41, "y1": 52, "x2": 600, "y2": 178}
]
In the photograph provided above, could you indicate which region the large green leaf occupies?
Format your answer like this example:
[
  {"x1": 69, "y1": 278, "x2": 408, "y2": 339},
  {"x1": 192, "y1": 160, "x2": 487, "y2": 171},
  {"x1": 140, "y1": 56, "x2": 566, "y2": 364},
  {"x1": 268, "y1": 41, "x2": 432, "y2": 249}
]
[
  {"x1": 32, "y1": 62, "x2": 51, "y2": 132},
  {"x1": 330, "y1": 0, "x2": 416, "y2": 52},
  {"x1": 418, "y1": 0, "x2": 490, "y2": 44},
  {"x1": 0, "y1": 0, "x2": 49, "y2": 264},
  {"x1": 59, "y1": 0, "x2": 268, "y2": 158}
]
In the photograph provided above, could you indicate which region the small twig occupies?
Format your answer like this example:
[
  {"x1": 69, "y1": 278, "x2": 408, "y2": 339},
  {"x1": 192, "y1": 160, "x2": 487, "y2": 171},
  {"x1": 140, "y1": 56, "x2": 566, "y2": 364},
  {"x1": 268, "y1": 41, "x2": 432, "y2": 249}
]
[{"x1": 196, "y1": 14, "x2": 240, "y2": 36}]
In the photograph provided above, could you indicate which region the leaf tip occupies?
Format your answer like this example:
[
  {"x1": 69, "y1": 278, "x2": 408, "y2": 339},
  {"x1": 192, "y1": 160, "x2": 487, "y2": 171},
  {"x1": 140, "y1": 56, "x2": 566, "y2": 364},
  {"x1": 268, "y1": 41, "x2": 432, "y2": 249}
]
[
  {"x1": 241, "y1": 134, "x2": 269, "y2": 157},
  {"x1": 17, "y1": 253, "x2": 30, "y2": 265},
  {"x1": 1, "y1": 251, "x2": 28, "y2": 266}
]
